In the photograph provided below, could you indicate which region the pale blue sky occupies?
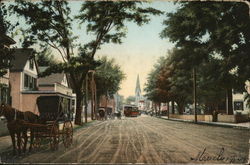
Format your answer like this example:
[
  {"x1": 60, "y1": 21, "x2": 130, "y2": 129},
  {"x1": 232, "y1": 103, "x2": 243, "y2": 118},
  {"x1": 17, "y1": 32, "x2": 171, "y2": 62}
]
[
  {"x1": 93, "y1": 1, "x2": 179, "y2": 98},
  {"x1": 7, "y1": 1, "x2": 179, "y2": 98}
]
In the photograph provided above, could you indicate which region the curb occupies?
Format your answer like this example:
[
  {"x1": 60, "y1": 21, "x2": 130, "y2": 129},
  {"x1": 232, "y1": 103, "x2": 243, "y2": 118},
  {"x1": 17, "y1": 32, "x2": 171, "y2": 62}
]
[{"x1": 157, "y1": 116, "x2": 250, "y2": 130}]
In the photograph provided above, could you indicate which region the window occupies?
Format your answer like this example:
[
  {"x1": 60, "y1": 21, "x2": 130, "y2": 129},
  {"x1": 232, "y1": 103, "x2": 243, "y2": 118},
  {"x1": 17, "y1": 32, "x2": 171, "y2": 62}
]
[
  {"x1": 29, "y1": 59, "x2": 34, "y2": 70},
  {"x1": 24, "y1": 74, "x2": 37, "y2": 90},
  {"x1": 234, "y1": 101, "x2": 244, "y2": 111},
  {"x1": 0, "y1": 85, "x2": 10, "y2": 105},
  {"x1": 24, "y1": 74, "x2": 29, "y2": 88},
  {"x1": 233, "y1": 89, "x2": 243, "y2": 94},
  {"x1": 72, "y1": 100, "x2": 75, "y2": 106}
]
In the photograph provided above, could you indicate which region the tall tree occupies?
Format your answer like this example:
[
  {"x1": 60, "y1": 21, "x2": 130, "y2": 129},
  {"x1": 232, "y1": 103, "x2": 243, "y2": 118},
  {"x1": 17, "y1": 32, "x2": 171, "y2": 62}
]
[
  {"x1": 11, "y1": 0, "x2": 162, "y2": 124},
  {"x1": 156, "y1": 49, "x2": 194, "y2": 114},
  {"x1": 144, "y1": 56, "x2": 171, "y2": 114},
  {"x1": 95, "y1": 56, "x2": 125, "y2": 107},
  {"x1": 11, "y1": 0, "x2": 98, "y2": 125},
  {"x1": 76, "y1": 1, "x2": 163, "y2": 58},
  {"x1": 161, "y1": 2, "x2": 250, "y2": 115}
]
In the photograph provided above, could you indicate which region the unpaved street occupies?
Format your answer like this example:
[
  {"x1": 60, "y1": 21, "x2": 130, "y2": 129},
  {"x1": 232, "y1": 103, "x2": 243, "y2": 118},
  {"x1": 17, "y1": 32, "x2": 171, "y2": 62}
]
[{"x1": 1, "y1": 115, "x2": 249, "y2": 164}]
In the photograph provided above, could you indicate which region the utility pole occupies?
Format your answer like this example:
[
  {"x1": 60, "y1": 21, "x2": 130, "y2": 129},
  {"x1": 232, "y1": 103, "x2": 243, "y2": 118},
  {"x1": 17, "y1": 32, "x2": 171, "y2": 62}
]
[
  {"x1": 94, "y1": 79, "x2": 97, "y2": 119},
  {"x1": 171, "y1": 101, "x2": 175, "y2": 114},
  {"x1": 167, "y1": 101, "x2": 170, "y2": 119},
  {"x1": 105, "y1": 91, "x2": 108, "y2": 120},
  {"x1": 193, "y1": 68, "x2": 197, "y2": 123},
  {"x1": 84, "y1": 73, "x2": 88, "y2": 123},
  {"x1": 89, "y1": 70, "x2": 95, "y2": 120}
]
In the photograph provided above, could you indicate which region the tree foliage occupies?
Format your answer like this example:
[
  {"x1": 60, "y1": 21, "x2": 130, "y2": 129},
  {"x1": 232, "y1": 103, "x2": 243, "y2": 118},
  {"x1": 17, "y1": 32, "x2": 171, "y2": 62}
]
[
  {"x1": 145, "y1": 49, "x2": 193, "y2": 114},
  {"x1": 95, "y1": 56, "x2": 125, "y2": 100},
  {"x1": 144, "y1": 56, "x2": 169, "y2": 104},
  {"x1": 76, "y1": 1, "x2": 163, "y2": 58},
  {"x1": 10, "y1": 0, "x2": 161, "y2": 124},
  {"x1": 36, "y1": 48, "x2": 56, "y2": 67},
  {"x1": 0, "y1": 2, "x2": 16, "y2": 77},
  {"x1": 161, "y1": 2, "x2": 250, "y2": 85},
  {"x1": 152, "y1": 2, "x2": 250, "y2": 114}
]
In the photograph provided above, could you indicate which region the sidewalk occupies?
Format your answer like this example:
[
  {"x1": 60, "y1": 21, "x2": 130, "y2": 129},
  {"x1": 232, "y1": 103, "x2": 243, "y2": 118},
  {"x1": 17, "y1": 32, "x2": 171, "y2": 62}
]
[{"x1": 159, "y1": 116, "x2": 250, "y2": 129}]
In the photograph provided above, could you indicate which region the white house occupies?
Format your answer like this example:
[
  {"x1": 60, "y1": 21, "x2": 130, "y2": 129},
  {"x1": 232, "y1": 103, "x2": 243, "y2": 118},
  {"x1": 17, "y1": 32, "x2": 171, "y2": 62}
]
[{"x1": 232, "y1": 81, "x2": 250, "y2": 115}]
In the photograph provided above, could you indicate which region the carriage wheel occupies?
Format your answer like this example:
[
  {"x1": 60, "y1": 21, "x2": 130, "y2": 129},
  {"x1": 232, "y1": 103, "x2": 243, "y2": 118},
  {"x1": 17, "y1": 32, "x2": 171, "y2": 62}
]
[
  {"x1": 33, "y1": 137, "x2": 42, "y2": 150},
  {"x1": 62, "y1": 121, "x2": 73, "y2": 148},
  {"x1": 49, "y1": 123, "x2": 59, "y2": 151}
]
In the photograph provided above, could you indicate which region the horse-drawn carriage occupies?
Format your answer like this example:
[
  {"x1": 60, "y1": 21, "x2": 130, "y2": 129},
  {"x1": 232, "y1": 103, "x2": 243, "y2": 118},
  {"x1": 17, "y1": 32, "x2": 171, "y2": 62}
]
[
  {"x1": 31, "y1": 95, "x2": 74, "y2": 150},
  {"x1": 98, "y1": 107, "x2": 106, "y2": 120},
  {"x1": 0, "y1": 95, "x2": 74, "y2": 154}
]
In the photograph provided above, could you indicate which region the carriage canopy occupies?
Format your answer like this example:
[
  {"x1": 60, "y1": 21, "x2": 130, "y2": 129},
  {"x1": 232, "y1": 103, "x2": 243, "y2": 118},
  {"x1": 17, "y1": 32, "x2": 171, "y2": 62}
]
[{"x1": 37, "y1": 96, "x2": 73, "y2": 121}]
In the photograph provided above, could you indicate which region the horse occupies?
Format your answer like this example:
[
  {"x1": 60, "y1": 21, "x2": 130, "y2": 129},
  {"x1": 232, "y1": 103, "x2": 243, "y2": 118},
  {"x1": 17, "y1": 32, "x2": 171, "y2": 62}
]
[
  {"x1": 0, "y1": 104, "x2": 39, "y2": 155},
  {"x1": 98, "y1": 108, "x2": 105, "y2": 121},
  {"x1": 116, "y1": 112, "x2": 121, "y2": 119}
]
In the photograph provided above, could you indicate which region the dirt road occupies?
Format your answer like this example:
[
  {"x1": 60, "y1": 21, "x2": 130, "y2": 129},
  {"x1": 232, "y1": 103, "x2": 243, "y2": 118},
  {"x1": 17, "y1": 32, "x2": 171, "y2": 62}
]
[{"x1": 1, "y1": 115, "x2": 249, "y2": 164}]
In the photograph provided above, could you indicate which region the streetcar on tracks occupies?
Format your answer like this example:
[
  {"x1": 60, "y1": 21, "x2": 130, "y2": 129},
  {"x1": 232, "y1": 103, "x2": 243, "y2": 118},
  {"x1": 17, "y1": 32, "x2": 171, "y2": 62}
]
[{"x1": 123, "y1": 105, "x2": 139, "y2": 117}]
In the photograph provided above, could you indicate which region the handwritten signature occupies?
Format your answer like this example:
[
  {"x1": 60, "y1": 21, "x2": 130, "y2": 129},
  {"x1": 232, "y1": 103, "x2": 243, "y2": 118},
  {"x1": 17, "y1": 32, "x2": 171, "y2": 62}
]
[{"x1": 191, "y1": 147, "x2": 247, "y2": 163}]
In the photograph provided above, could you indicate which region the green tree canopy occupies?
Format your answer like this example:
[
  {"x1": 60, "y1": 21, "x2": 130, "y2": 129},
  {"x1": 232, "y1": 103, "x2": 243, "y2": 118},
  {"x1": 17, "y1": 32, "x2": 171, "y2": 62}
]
[
  {"x1": 95, "y1": 56, "x2": 125, "y2": 101},
  {"x1": 160, "y1": 2, "x2": 250, "y2": 115},
  {"x1": 10, "y1": 0, "x2": 162, "y2": 124},
  {"x1": 0, "y1": 2, "x2": 16, "y2": 77},
  {"x1": 36, "y1": 48, "x2": 57, "y2": 67}
]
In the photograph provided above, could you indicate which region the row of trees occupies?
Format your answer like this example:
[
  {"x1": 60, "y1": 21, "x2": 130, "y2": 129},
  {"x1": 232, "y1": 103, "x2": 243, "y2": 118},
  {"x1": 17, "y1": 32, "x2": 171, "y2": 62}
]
[
  {"x1": 145, "y1": 2, "x2": 250, "y2": 116},
  {"x1": 2, "y1": 0, "x2": 162, "y2": 124},
  {"x1": 37, "y1": 51, "x2": 125, "y2": 121}
]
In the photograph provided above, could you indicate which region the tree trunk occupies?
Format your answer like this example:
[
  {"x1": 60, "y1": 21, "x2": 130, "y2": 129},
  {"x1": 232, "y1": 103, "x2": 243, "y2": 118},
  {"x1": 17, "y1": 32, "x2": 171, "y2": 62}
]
[
  {"x1": 193, "y1": 67, "x2": 197, "y2": 123},
  {"x1": 90, "y1": 77, "x2": 94, "y2": 120},
  {"x1": 93, "y1": 80, "x2": 97, "y2": 120},
  {"x1": 105, "y1": 95, "x2": 108, "y2": 119},
  {"x1": 154, "y1": 103, "x2": 157, "y2": 116},
  {"x1": 167, "y1": 102, "x2": 170, "y2": 118},
  {"x1": 212, "y1": 105, "x2": 219, "y2": 122},
  {"x1": 96, "y1": 96, "x2": 101, "y2": 120},
  {"x1": 158, "y1": 103, "x2": 161, "y2": 116},
  {"x1": 177, "y1": 102, "x2": 184, "y2": 115},
  {"x1": 84, "y1": 74, "x2": 88, "y2": 123},
  {"x1": 90, "y1": 95, "x2": 93, "y2": 120},
  {"x1": 74, "y1": 92, "x2": 83, "y2": 125},
  {"x1": 226, "y1": 88, "x2": 233, "y2": 115},
  {"x1": 171, "y1": 101, "x2": 175, "y2": 114}
]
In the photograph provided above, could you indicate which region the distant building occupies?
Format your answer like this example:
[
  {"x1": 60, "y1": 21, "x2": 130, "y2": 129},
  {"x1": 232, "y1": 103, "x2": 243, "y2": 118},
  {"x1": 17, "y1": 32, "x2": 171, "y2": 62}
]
[
  {"x1": 232, "y1": 81, "x2": 250, "y2": 115},
  {"x1": 135, "y1": 74, "x2": 146, "y2": 110},
  {"x1": 135, "y1": 75, "x2": 141, "y2": 106},
  {"x1": 114, "y1": 93, "x2": 122, "y2": 112},
  {"x1": 99, "y1": 95, "x2": 115, "y2": 115}
]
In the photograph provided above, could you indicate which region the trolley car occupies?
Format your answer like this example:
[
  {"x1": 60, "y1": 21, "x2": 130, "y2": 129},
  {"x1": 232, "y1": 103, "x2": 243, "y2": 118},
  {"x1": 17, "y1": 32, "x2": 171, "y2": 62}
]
[{"x1": 123, "y1": 105, "x2": 139, "y2": 117}]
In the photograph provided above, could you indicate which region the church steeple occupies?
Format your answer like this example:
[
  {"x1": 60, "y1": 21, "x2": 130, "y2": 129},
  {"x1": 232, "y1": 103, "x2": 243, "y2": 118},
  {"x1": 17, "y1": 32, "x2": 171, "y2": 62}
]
[
  {"x1": 135, "y1": 74, "x2": 141, "y2": 94},
  {"x1": 135, "y1": 74, "x2": 141, "y2": 106}
]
